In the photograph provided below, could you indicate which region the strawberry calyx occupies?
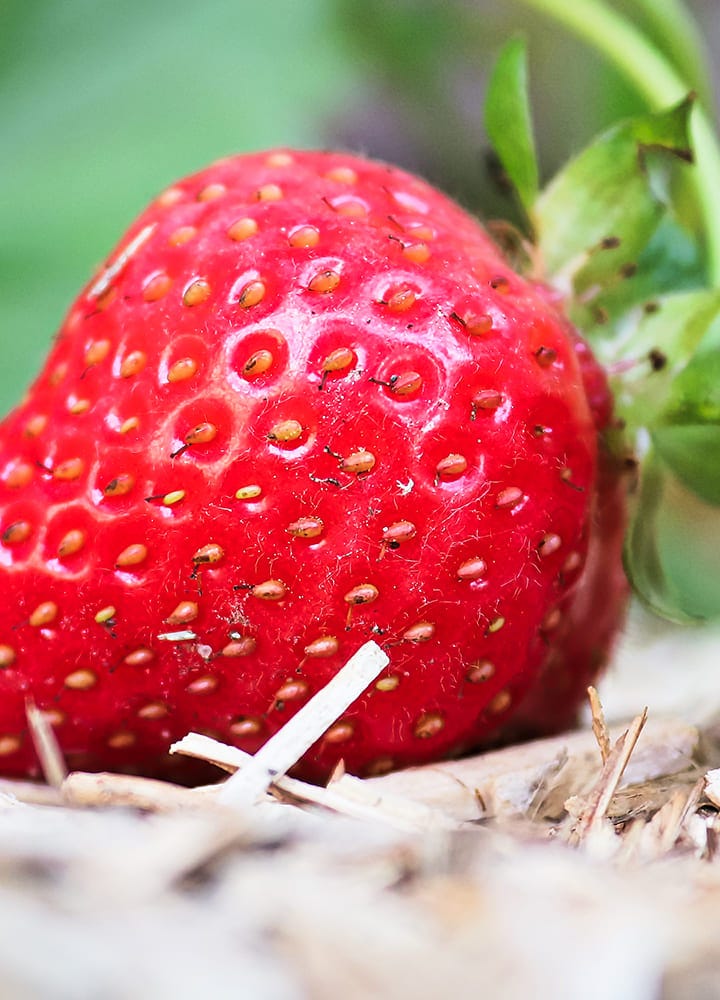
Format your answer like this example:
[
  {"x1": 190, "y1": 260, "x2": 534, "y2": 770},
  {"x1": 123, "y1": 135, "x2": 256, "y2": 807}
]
[{"x1": 485, "y1": 28, "x2": 720, "y2": 623}]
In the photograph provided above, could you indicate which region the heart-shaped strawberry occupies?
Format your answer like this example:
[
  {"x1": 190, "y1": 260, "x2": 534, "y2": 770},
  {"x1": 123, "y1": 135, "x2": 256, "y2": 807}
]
[{"x1": 0, "y1": 149, "x2": 626, "y2": 780}]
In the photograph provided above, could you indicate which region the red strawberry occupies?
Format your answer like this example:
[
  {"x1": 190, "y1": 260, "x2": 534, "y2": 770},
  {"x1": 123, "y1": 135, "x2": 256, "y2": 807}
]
[{"x1": 0, "y1": 149, "x2": 626, "y2": 781}]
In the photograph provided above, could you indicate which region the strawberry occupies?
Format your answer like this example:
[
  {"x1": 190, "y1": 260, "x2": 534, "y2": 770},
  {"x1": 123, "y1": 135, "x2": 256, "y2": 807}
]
[{"x1": 0, "y1": 148, "x2": 627, "y2": 781}]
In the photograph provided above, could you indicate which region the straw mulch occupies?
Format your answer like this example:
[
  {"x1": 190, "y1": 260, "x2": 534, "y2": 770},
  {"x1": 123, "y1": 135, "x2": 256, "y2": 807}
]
[{"x1": 1, "y1": 604, "x2": 719, "y2": 1000}]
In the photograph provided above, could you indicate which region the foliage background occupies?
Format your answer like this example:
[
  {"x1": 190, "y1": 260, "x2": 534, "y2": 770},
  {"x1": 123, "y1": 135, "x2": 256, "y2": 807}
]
[{"x1": 0, "y1": 0, "x2": 717, "y2": 415}]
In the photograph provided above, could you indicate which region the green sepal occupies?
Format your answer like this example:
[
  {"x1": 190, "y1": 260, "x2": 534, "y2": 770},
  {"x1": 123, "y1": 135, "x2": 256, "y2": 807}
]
[
  {"x1": 624, "y1": 449, "x2": 720, "y2": 622},
  {"x1": 650, "y1": 311, "x2": 720, "y2": 503},
  {"x1": 657, "y1": 309, "x2": 720, "y2": 421},
  {"x1": 484, "y1": 37, "x2": 539, "y2": 216},
  {"x1": 569, "y1": 217, "x2": 705, "y2": 335},
  {"x1": 601, "y1": 289, "x2": 720, "y2": 431},
  {"x1": 534, "y1": 98, "x2": 694, "y2": 293},
  {"x1": 652, "y1": 426, "x2": 720, "y2": 504}
]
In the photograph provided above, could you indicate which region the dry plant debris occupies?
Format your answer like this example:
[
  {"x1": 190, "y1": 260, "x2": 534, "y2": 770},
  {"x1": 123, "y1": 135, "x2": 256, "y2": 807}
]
[{"x1": 0, "y1": 640, "x2": 719, "y2": 999}]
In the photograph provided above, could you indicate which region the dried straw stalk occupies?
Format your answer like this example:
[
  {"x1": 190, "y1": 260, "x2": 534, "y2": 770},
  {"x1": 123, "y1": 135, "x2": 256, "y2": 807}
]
[{"x1": 0, "y1": 639, "x2": 718, "y2": 999}]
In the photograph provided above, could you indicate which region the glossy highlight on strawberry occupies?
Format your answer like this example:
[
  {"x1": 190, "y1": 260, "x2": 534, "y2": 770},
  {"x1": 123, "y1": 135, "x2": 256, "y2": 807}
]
[{"x1": 0, "y1": 149, "x2": 627, "y2": 780}]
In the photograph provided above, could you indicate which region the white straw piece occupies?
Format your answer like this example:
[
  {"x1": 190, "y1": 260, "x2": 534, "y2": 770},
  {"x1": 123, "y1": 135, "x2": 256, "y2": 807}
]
[
  {"x1": 25, "y1": 701, "x2": 68, "y2": 789},
  {"x1": 87, "y1": 224, "x2": 156, "y2": 299},
  {"x1": 169, "y1": 735, "x2": 458, "y2": 832},
  {"x1": 214, "y1": 640, "x2": 389, "y2": 808}
]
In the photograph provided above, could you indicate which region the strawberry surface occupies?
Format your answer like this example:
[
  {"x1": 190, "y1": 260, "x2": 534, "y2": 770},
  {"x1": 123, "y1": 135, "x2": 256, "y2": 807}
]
[{"x1": 0, "y1": 149, "x2": 626, "y2": 780}]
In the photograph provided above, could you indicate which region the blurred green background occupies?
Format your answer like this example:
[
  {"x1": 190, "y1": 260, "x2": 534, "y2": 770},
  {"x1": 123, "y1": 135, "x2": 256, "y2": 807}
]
[{"x1": 1, "y1": 0, "x2": 717, "y2": 414}]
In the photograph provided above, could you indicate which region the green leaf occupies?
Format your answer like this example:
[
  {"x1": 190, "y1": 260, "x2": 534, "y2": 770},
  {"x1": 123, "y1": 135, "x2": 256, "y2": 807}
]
[
  {"x1": 652, "y1": 426, "x2": 720, "y2": 505},
  {"x1": 624, "y1": 450, "x2": 720, "y2": 622},
  {"x1": 535, "y1": 98, "x2": 693, "y2": 291},
  {"x1": 485, "y1": 38, "x2": 539, "y2": 214}
]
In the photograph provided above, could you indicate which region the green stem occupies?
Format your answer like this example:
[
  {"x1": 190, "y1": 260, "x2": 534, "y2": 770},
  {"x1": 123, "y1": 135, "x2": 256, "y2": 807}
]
[
  {"x1": 515, "y1": 0, "x2": 720, "y2": 286},
  {"x1": 627, "y1": 0, "x2": 714, "y2": 110}
]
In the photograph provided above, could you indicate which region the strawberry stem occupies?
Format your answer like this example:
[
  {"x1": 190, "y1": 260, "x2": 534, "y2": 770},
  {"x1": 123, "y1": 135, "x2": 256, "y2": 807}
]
[
  {"x1": 515, "y1": 0, "x2": 720, "y2": 287},
  {"x1": 627, "y1": 0, "x2": 715, "y2": 109}
]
